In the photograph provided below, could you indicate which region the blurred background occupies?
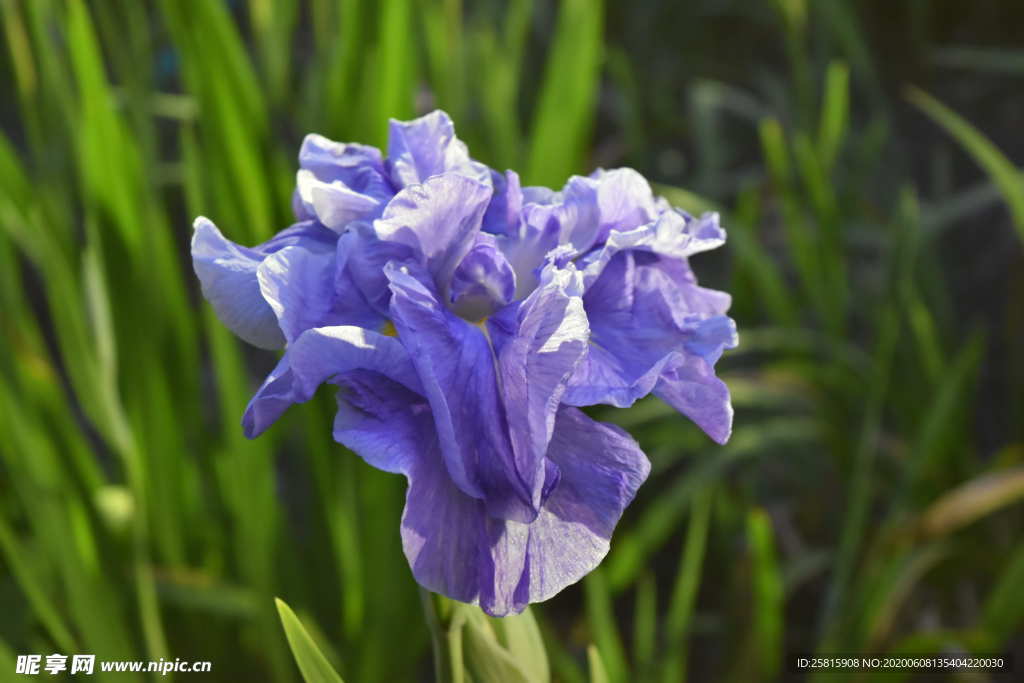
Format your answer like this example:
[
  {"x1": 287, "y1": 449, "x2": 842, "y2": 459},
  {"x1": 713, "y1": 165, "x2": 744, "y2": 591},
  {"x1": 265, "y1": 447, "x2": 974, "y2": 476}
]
[{"x1": 1, "y1": 0, "x2": 1022, "y2": 681}]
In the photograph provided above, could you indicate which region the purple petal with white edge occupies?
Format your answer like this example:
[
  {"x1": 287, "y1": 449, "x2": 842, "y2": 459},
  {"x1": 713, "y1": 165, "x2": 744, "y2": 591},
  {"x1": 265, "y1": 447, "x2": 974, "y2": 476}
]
[
  {"x1": 450, "y1": 233, "x2": 517, "y2": 321},
  {"x1": 579, "y1": 210, "x2": 727, "y2": 289},
  {"x1": 296, "y1": 170, "x2": 385, "y2": 231},
  {"x1": 386, "y1": 263, "x2": 538, "y2": 523},
  {"x1": 386, "y1": 110, "x2": 491, "y2": 188},
  {"x1": 487, "y1": 263, "x2": 588, "y2": 512},
  {"x1": 374, "y1": 173, "x2": 491, "y2": 297},
  {"x1": 191, "y1": 217, "x2": 335, "y2": 349}
]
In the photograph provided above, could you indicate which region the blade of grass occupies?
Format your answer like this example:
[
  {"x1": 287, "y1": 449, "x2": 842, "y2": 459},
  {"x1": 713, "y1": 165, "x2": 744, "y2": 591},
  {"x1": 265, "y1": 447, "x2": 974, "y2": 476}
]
[
  {"x1": 584, "y1": 568, "x2": 628, "y2": 683},
  {"x1": 525, "y1": 0, "x2": 603, "y2": 186},
  {"x1": 907, "y1": 86, "x2": 1024, "y2": 241},
  {"x1": 276, "y1": 598, "x2": 346, "y2": 683},
  {"x1": 660, "y1": 487, "x2": 713, "y2": 683}
]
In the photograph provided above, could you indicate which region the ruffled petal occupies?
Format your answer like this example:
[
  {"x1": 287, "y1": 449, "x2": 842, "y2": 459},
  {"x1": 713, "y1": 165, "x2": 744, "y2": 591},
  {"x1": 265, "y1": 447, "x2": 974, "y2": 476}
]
[
  {"x1": 296, "y1": 170, "x2": 385, "y2": 231},
  {"x1": 293, "y1": 134, "x2": 394, "y2": 224},
  {"x1": 565, "y1": 247, "x2": 737, "y2": 442},
  {"x1": 386, "y1": 110, "x2": 491, "y2": 188}
]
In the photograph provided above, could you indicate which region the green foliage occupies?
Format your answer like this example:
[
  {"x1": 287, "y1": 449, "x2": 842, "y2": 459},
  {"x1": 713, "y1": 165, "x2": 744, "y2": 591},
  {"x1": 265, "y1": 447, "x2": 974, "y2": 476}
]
[
  {"x1": 0, "y1": 1, "x2": 1021, "y2": 682},
  {"x1": 276, "y1": 599, "x2": 345, "y2": 683}
]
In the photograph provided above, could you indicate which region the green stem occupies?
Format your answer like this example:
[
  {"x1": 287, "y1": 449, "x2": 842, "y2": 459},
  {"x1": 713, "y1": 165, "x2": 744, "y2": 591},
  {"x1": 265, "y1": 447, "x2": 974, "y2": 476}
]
[{"x1": 420, "y1": 589, "x2": 463, "y2": 683}]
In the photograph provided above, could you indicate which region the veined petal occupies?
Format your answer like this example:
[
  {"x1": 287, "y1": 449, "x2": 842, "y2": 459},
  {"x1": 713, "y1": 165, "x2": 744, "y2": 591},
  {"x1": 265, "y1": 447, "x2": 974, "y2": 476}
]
[
  {"x1": 478, "y1": 407, "x2": 650, "y2": 616},
  {"x1": 513, "y1": 407, "x2": 650, "y2": 609},
  {"x1": 386, "y1": 263, "x2": 537, "y2": 523},
  {"x1": 487, "y1": 263, "x2": 589, "y2": 512}
]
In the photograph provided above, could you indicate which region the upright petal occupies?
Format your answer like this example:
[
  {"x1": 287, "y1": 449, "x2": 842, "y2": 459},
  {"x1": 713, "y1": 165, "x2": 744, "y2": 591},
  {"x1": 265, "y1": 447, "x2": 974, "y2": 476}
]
[
  {"x1": 481, "y1": 169, "x2": 523, "y2": 236},
  {"x1": 298, "y1": 134, "x2": 393, "y2": 198},
  {"x1": 450, "y1": 233, "x2": 517, "y2": 321},
  {"x1": 294, "y1": 134, "x2": 394, "y2": 223},
  {"x1": 374, "y1": 173, "x2": 491, "y2": 297},
  {"x1": 386, "y1": 110, "x2": 491, "y2": 188}
]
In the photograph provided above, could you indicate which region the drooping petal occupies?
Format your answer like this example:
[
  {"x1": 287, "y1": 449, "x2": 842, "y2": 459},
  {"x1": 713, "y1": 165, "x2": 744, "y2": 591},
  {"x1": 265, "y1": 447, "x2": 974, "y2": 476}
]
[
  {"x1": 374, "y1": 173, "x2": 492, "y2": 297},
  {"x1": 331, "y1": 369, "x2": 431, "y2": 475},
  {"x1": 655, "y1": 350, "x2": 735, "y2": 445},
  {"x1": 487, "y1": 264, "x2": 589, "y2": 512},
  {"x1": 242, "y1": 353, "x2": 296, "y2": 438},
  {"x1": 242, "y1": 325, "x2": 420, "y2": 439},
  {"x1": 192, "y1": 217, "x2": 284, "y2": 349},
  {"x1": 565, "y1": 248, "x2": 737, "y2": 442},
  {"x1": 386, "y1": 263, "x2": 537, "y2": 523},
  {"x1": 386, "y1": 110, "x2": 491, "y2": 188},
  {"x1": 512, "y1": 407, "x2": 650, "y2": 609},
  {"x1": 191, "y1": 217, "x2": 335, "y2": 349},
  {"x1": 401, "y1": 443, "x2": 492, "y2": 605}
]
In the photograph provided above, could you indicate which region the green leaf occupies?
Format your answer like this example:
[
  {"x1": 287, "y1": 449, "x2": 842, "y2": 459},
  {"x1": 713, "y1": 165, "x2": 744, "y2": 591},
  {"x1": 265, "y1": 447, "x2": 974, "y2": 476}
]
[
  {"x1": 587, "y1": 645, "x2": 611, "y2": 683},
  {"x1": 275, "y1": 598, "x2": 345, "y2": 683},
  {"x1": 818, "y1": 61, "x2": 850, "y2": 169},
  {"x1": 525, "y1": 0, "x2": 603, "y2": 186},
  {"x1": 660, "y1": 488, "x2": 713, "y2": 683},
  {"x1": 907, "y1": 86, "x2": 1024, "y2": 241}
]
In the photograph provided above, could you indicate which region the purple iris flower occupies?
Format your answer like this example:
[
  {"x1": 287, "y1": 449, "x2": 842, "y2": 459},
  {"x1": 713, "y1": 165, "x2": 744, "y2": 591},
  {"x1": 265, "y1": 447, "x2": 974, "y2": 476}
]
[{"x1": 191, "y1": 111, "x2": 735, "y2": 616}]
